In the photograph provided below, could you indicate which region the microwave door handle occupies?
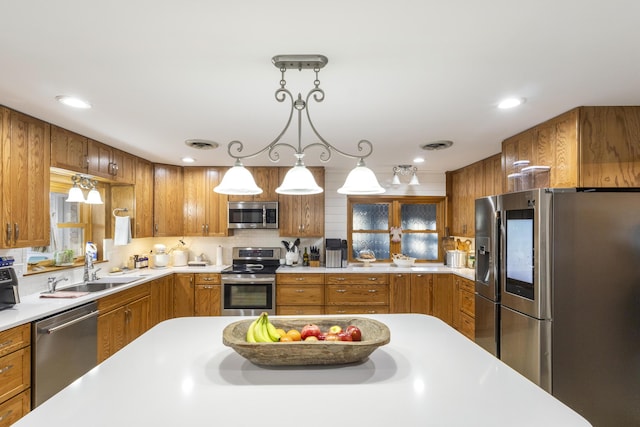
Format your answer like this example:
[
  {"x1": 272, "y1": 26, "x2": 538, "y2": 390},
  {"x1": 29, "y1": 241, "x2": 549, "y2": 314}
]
[{"x1": 262, "y1": 205, "x2": 266, "y2": 227}]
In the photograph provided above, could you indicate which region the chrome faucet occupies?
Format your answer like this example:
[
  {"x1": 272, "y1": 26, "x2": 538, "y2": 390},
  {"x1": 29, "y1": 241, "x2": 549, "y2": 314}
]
[
  {"x1": 47, "y1": 276, "x2": 68, "y2": 293},
  {"x1": 83, "y1": 251, "x2": 94, "y2": 283},
  {"x1": 91, "y1": 267, "x2": 101, "y2": 281}
]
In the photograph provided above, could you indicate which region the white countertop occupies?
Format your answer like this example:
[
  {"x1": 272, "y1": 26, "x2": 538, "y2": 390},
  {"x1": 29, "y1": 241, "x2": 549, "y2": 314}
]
[
  {"x1": 0, "y1": 264, "x2": 474, "y2": 333},
  {"x1": 13, "y1": 314, "x2": 591, "y2": 427}
]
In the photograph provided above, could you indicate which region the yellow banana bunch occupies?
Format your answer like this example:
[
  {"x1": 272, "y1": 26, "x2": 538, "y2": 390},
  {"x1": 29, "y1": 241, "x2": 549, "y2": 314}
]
[{"x1": 246, "y1": 312, "x2": 280, "y2": 343}]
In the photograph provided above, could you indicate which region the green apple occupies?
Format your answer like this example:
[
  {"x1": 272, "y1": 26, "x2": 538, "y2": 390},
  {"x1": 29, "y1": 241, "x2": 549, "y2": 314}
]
[{"x1": 329, "y1": 325, "x2": 342, "y2": 334}]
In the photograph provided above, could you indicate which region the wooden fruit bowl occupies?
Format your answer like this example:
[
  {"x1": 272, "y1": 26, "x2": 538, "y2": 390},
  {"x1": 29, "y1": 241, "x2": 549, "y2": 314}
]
[{"x1": 222, "y1": 316, "x2": 390, "y2": 366}]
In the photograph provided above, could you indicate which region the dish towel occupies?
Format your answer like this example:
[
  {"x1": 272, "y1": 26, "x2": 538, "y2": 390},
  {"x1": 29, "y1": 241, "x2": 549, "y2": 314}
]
[{"x1": 114, "y1": 216, "x2": 132, "y2": 246}]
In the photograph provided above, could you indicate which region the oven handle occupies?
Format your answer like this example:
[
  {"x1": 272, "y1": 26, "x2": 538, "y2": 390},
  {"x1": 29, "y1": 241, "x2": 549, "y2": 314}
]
[{"x1": 222, "y1": 276, "x2": 275, "y2": 284}]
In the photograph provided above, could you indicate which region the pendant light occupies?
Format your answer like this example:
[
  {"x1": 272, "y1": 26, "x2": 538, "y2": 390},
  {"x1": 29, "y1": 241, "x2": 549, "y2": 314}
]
[
  {"x1": 213, "y1": 160, "x2": 262, "y2": 195},
  {"x1": 337, "y1": 159, "x2": 385, "y2": 194},
  {"x1": 275, "y1": 155, "x2": 323, "y2": 195}
]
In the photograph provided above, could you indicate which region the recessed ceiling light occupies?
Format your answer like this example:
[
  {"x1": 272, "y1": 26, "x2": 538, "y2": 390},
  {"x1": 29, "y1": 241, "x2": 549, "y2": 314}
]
[
  {"x1": 498, "y1": 97, "x2": 526, "y2": 109},
  {"x1": 413, "y1": 157, "x2": 425, "y2": 163},
  {"x1": 55, "y1": 95, "x2": 92, "y2": 109},
  {"x1": 181, "y1": 157, "x2": 196, "y2": 163}
]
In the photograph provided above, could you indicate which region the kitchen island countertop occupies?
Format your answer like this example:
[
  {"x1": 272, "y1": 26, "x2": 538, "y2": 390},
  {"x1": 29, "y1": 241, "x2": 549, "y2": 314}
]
[{"x1": 13, "y1": 314, "x2": 590, "y2": 427}]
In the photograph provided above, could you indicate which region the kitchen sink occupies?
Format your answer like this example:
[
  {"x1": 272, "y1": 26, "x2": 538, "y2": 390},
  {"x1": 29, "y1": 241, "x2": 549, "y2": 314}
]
[{"x1": 61, "y1": 277, "x2": 140, "y2": 293}]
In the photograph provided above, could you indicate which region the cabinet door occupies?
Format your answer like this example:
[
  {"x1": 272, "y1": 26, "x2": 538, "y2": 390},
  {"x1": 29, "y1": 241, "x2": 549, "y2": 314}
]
[
  {"x1": 173, "y1": 274, "x2": 194, "y2": 317},
  {"x1": 482, "y1": 154, "x2": 503, "y2": 196},
  {"x1": 150, "y1": 276, "x2": 174, "y2": 327},
  {"x1": 50, "y1": 125, "x2": 88, "y2": 172},
  {"x1": 97, "y1": 307, "x2": 126, "y2": 363},
  {"x1": 410, "y1": 273, "x2": 433, "y2": 315},
  {"x1": 183, "y1": 167, "x2": 209, "y2": 236},
  {"x1": 204, "y1": 168, "x2": 228, "y2": 236},
  {"x1": 87, "y1": 139, "x2": 114, "y2": 179},
  {"x1": 450, "y1": 169, "x2": 468, "y2": 236},
  {"x1": 153, "y1": 164, "x2": 183, "y2": 237},
  {"x1": 134, "y1": 158, "x2": 154, "y2": 238},
  {"x1": 389, "y1": 273, "x2": 411, "y2": 313},
  {"x1": 228, "y1": 167, "x2": 279, "y2": 202},
  {"x1": 125, "y1": 296, "x2": 150, "y2": 343},
  {"x1": 432, "y1": 274, "x2": 454, "y2": 326},
  {"x1": 0, "y1": 389, "x2": 30, "y2": 427},
  {"x1": 278, "y1": 167, "x2": 324, "y2": 237},
  {"x1": 3, "y1": 109, "x2": 51, "y2": 248},
  {"x1": 111, "y1": 148, "x2": 136, "y2": 184},
  {"x1": 194, "y1": 284, "x2": 221, "y2": 316}
]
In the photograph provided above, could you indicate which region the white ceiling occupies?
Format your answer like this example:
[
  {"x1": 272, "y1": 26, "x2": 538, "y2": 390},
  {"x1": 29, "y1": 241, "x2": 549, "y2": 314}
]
[{"x1": 2, "y1": 1, "x2": 639, "y2": 173}]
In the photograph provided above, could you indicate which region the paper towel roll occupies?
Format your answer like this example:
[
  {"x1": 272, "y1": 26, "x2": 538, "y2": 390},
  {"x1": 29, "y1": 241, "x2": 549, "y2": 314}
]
[{"x1": 216, "y1": 246, "x2": 223, "y2": 266}]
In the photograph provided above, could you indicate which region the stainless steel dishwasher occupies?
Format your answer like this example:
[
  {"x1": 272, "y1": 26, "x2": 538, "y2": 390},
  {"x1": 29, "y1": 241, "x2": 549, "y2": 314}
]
[{"x1": 32, "y1": 301, "x2": 99, "y2": 407}]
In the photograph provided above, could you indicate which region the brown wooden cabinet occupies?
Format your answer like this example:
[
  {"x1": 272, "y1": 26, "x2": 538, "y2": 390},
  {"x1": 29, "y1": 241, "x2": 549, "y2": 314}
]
[
  {"x1": 276, "y1": 273, "x2": 325, "y2": 315},
  {"x1": 325, "y1": 273, "x2": 389, "y2": 314},
  {"x1": 173, "y1": 273, "x2": 195, "y2": 317},
  {"x1": 183, "y1": 167, "x2": 228, "y2": 237},
  {"x1": 150, "y1": 275, "x2": 174, "y2": 327},
  {"x1": 432, "y1": 274, "x2": 454, "y2": 326},
  {"x1": 228, "y1": 167, "x2": 280, "y2": 202},
  {"x1": 153, "y1": 164, "x2": 183, "y2": 237},
  {"x1": 457, "y1": 276, "x2": 475, "y2": 340},
  {"x1": 97, "y1": 284, "x2": 150, "y2": 363},
  {"x1": 0, "y1": 323, "x2": 30, "y2": 426},
  {"x1": 389, "y1": 272, "x2": 411, "y2": 313},
  {"x1": 0, "y1": 107, "x2": 51, "y2": 248},
  {"x1": 410, "y1": 273, "x2": 433, "y2": 315},
  {"x1": 134, "y1": 158, "x2": 154, "y2": 238},
  {"x1": 278, "y1": 167, "x2": 325, "y2": 237},
  {"x1": 194, "y1": 273, "x2": 221, "y2": 316},
  {"x1": 87, "y1": 139, "x2": 135, "y2": 183},
  {"x1": 50, "y1": 125, "x2": 88, "y2": 173}
]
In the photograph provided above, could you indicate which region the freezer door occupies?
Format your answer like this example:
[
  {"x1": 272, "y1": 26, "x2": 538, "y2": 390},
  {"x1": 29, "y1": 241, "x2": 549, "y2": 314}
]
[
  {"x1": 474, "y1": 294, "x2": 499, "y2": 357},
  {"x1": 475, "y1": 196, "x2": 499, "y2": 301},
  {"x1": 500, "y1": 305, "x2": 551, "y2": 392}
]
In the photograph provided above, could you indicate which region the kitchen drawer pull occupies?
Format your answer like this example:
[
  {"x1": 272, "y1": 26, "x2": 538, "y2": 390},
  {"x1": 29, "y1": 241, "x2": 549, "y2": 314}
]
[
  {"x1": 203, "y1": 285, "x2": 214, "y2": 289},
  {"x1": 335, "y1": 289, "x2": 346, "y2": 293},
  {"x1": 295, "y1": 289, "x2": 305, "y2": 293},
  {"x1": 367, "y1": 277, "x2": 378, "y2": 281},
  {"x1": 0, "y1": 364, "x2": 14, "y2": 375},
  {"x1": 0, "y1": 339, "x2": 13, "y2": 350},
  {"x1": 336, "y1": 310, "x2": 346, "y2": 314},
  {"x1": 295, "y1": 277, "x2": 304, "y2": 281},
  {"x1": 203, "y1": 277, "x2": 213, "y2": 281},
  {"x1": 5, "y1": 223, "x2": 11, "y2": 244},
  {"x1": 14, "y1": 223, "x2": 19, "y2": 241},
  {"x1": 335, "y1": 277, "x2": 346, "y2": 281},
  {"x1": 0, "y1": 409, "x2": 13, "y2": 423},
  {"x1": 368, "y1": 289, "x2": 377, "y2": 293},
  {"x1": 366, "y1": 310, "x2": 377, "y2": 314}
]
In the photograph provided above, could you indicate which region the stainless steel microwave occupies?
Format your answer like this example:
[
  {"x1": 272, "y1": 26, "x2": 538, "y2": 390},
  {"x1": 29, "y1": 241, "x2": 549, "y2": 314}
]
[{"x1": 227, "y1": 201, "x2": 278, "y2": 229}]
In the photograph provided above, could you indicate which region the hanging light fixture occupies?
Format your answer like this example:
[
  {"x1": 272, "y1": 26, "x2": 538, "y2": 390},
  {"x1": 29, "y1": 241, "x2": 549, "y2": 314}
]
[
  {"x1": 65, "y1": 174, "x2": 103, "y2": 204},
  {"x1": 214, "y1": 54, "x2": 384, "y2": 196},
  {"x1": 392, "y1": 165, "x2": 420, "y2": 186}
]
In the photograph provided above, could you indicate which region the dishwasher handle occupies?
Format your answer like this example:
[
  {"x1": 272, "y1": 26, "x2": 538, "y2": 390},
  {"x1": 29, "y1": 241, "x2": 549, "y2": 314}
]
[{"x1": 45, "y1": 310, "x2": 100, "y2": 334}]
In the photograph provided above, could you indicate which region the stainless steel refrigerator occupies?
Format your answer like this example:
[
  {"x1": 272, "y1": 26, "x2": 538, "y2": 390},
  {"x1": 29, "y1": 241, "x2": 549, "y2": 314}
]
[
  {"x1": 496, "y1": 188, "x2": 640, "y2": 427},
  {"x1": 474, "y1": 195, "x2": 500, "y2": 357}
]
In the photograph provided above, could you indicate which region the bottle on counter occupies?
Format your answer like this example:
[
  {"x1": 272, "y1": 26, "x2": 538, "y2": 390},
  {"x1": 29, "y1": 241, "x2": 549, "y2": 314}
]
[{"x1": 303, "y1": 247, "x2": 309, "y2": 266}]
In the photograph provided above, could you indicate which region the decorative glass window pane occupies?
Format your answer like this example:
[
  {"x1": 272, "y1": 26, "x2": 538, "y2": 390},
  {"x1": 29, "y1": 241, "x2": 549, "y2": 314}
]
[
  {"x1": 401, "y1": 233, "x2": 439, "y2": 260},
  {"x1": 401, "y1": 204, "x2": 436, "y2": 230},
  {"x1": 351, "y1": 233, "x2": 390, "y2": 260},
  {"x1": 352, "y1": 204, "x2": 389, "y2": 230}
]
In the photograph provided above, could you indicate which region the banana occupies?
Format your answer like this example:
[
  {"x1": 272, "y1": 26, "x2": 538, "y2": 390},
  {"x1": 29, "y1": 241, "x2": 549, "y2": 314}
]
[
  {"x1": 246, "y1": 318, "x2": 258, "y2": 343},
  {"x1": 253, "y1": 314, "x2": 269, "y2": 343},
  {"x1": 265, "y1": 316, "x2": 281, "y2": 342}
]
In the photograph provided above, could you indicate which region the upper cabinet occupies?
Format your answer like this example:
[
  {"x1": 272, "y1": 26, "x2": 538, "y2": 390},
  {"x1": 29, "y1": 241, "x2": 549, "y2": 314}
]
[
  {"x1": 278, "y1": 166, "x2": 325, "y2": 237},
  {"x1": 0, "y1": 107, "x2": 51, "y2": 248},
  {"x1": 50, "y1": 125, "x2": 88, "y2": 173},
  {"x1": 228, "y1": 167, "x2": 280, "y2": 202},
  {"x1": 183, "y1": 167, "x2": 229, "y2": 237},
  {"x1": 501, "y1": 106, "x2": 640, "y2": 190},
  {"x1": 87, "y1": 139, "x2": 135, "y2": 183},
  {"x1": 153, "y1": 164, "x2": 184, "y2": 237},
  {"x1": 134, "y1": 158, "x2": 155, "y2": 238}
]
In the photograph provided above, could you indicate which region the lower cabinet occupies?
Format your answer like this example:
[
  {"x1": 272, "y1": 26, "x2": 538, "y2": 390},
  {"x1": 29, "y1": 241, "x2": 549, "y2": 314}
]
[
  {"x1": 194, "y1": 273, "x2": 221, "y2": 316},
  {"x1": 173, "y1": 273, "x2": 195, "y2": 317},
  {"x1": 97, "y1": 284, "x2": 151, "y2": 363},
  {"x1": 276, "y1": 273, "x2": 324, "y2": 315},
  {"x1": 150, "y1": 275, "x2": 174, "y2": 327},
  {"x1": 0, "y1": 324, "x2": 30, "y2": 426},
  {"x1": 432, "y1": 274, "x2": 454, "y2": 326},
  {"x1": 389, "y1": 273, "x2": 411, "y2": 313},
  {"x1": 457, "y1": 276, "x2": 476, "y2": 340},
  {"x1": 410, "y1": 273, "x2": 433, "y2": 315},
  {"x1": 325, "y1": 273, "x2": 389, "y2": 314}
]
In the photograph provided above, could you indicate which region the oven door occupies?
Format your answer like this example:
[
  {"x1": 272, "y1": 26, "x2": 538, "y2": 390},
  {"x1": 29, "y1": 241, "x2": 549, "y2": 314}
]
[{"x1": 221, "y1": 274, "x2": 275, "y2": 316}]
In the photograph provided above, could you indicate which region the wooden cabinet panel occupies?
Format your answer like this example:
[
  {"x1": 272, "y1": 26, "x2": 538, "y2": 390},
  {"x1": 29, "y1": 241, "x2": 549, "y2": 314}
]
[
  {"x1": 134, "y1": 158, "x2": 154, "y2": 238},
  {"x1": 459, "y1": 312, "x2": 475, "y2": 340},
  {"x1": 277, "y1": 284, "x2": 324, "y2": 305},
  {"x1": 153, "y1": 164, "x2": 183, "y2": 237},
  {"x1": 0, "y1": 324, "x2": 30, "y2": 358},
  {"x1": 277, "y1": 273, "x2": 324, "y2": 285},
  {"x1": 1, "y1": 107, "x2": 50, "y2": 248},
  {"x1": 389, "y1": 272, "x2": 411, "y2": 313},
  {"x1": 432, "y1": 274, "x2": 454, "y2": 326},
  {"x1": 277, "y1": 305, "x2": 324, "y2": 316},
  {"x1": 50, "y1": 125, "x2": 88, "y2": 172},
  {"x1": 194, "y1": 284, "x2": 221, "y2": 316},
  {"x1": 325, "y1": 305, "x2": 389, "y2": 315},
  {"x1": 410, "y1": 273, "x2": 433, "y2": 315},
  {"x1": 173, "y1": 273, "x2": 195, "y2": 317},
  {"x1": 278, "y1": 167, "x2": 324, "y2": 237},
  {"x1": 87, "y1": 139, "x2": 135, "y2": 183},
  {"x1": 150, "y1": 276, "x2": 174, "y2": 327},
  {"x1": 326, "y1": 284, "x2": 389, "y2": 305},
  {"x1": 97, "y1": 306, "x2": 126, "y2": 362},
  {"x1": 325, "y1": 273, "x2": 388, "y2": 285},
  {"x1": 125, "y1": 296, "x2": 150, "y2": 343},
  {"x1": 0, "y1": 347, "x2": 30, "y2": 404},
  {"x1": 183, "y1": 167, "x2": 228, "y2": 237},
  {"x1": 482, "y1": 154, "x2": 502, "y2": 196},
  {"x1": 0, "y1": 389, "x2": 30, "y2": 427}
]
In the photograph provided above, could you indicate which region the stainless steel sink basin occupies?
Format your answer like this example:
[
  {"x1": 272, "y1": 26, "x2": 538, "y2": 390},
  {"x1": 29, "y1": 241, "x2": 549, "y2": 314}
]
[{"x1": 61, "y1": 277, "x2": 140, "y2": 293}]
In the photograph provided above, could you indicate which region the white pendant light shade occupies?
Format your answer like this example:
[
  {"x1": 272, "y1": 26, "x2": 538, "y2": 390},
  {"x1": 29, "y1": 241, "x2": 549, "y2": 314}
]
[
  {"x1": 409, "y1": 172, "x2": 420, "y2": 186},
  {"x1": 276, "y1": 159, "x2": 323, "y2": 195},
  {"x1": 85, "y1": 188, "x2": 104, "y2": 204},
  {"x1": 66, "y1": 185, "x2": 86, "y2": 203},
  {"x1": 392, "y1": 173, "x2": 401, "y2": 185},
  {"x1": 214, "y1": 161, "x2": 263, "y2": 195},
  {"x1": 337, "y1": 159, "x2": 385, "y2": 195}
]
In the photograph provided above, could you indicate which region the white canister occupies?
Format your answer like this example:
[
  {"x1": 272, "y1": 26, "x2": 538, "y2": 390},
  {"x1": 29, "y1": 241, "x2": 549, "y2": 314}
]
[{"x1": 172, "y1": 250, "x2": 188, "y2": 266}]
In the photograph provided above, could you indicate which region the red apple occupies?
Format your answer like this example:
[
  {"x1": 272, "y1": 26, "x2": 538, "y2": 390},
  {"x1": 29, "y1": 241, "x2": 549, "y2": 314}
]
[
  {"x1": 337, "y1": 331, "x2": 353, "y2": 341},
  {"x1": 345, "y1": 325, "x2": 362, "y2": 341},
  {"x1": 300, "y1": 324, "x2": 322, "y2": 340}
]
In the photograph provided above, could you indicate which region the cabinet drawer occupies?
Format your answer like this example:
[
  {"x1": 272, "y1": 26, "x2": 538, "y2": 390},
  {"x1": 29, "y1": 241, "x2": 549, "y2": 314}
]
[
  {"x1": 459, "y1": 311, "x2": 475, "y2": 341},
  {"x1": 460, "y1": 289, "x2": 475, "y2": 317},
  {"x1": 277, "y1": 305, "x2": 324, "y2": 316},
  {"x1": 98, "y1": 283, "x2": 151, "y2": 313},
  {"x1": 0, "y1": 347, "x2": 30, "y2": 404},
  {"x1": 0, "y1": 389, "x2": 30, "y2": 427},
  {"x1": 277, "y1": 284, "x2": 324, "y2": 305},
  {"x1": 325, "y1": 305, "x2": 389, "y2": 315},
  {"x1": 0, "y1": 324, "x2": 30, "y2": 357},
  {"x1": 326, "y1": 284, "x2": 389, "y2": 305},
  {"x1": 195, "y1": 273, "x2": 220, "y2": 285},
  {"x1": 277, "y1": 273, "x2": 324, "y2": 285},
  {"x1": 325, "y1": 273, "x2": 388, "y2": 285},
  {"x1": 459, "y1": 277, "x2": 474, "y2": 293}
]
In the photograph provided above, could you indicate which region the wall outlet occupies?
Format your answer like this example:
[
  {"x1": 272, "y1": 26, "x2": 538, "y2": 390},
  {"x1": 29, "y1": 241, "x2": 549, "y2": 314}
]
[{"x1": 13, "y1": 263, "x2": 24, "y2": 277}]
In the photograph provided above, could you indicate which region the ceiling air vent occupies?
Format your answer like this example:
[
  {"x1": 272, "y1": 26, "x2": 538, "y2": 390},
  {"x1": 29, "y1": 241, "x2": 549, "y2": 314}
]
[
  {"x1": 185, "y1": 139, "x2": 219, "y2": 150},
  {"x1": 420, "y1": 140, "x2": 453, "y2": 151}
]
